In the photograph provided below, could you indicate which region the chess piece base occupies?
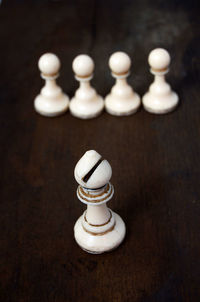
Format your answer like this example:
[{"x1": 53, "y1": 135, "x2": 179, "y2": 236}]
[
  {"x1": 142, "y1": 92, "x2": 179, "y2": 114},
  {"x1": 69, "y1": 96, "x2": 104, "y2": 119},
  {"x1": 105, "y1": 93, "x2": 141, "y2": 116},
  {"x1": 74, "y1": 211, "x2": 126, "y2": 254},
  {"x1": 34, "y1": 94, "x2": 69, "y2": 117}
]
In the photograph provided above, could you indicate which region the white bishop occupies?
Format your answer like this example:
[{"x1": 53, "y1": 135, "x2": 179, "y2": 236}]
[{"x1": 74, "y1": 150, "x2": 126, "y2": 254}]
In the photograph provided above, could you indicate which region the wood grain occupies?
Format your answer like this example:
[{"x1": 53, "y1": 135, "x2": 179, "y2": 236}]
[{"x1": 0, "y1": 0, "x2": 200, "y2": 301}]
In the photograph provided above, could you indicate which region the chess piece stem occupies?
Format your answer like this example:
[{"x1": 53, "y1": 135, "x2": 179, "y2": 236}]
[
  {"x1": 86, "y1": 203, "x2": 110, "y2": 225},
  {"x1": 41, "y1": 76, "x2": 62, "y2": 97}
]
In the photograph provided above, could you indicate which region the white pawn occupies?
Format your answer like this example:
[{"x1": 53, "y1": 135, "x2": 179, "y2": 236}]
[
  {"x1": 34, "y1": 53, "x2": 69, "y2": 117},
  {"x1": 74, "y1": 150, "x2": 126, "y2": 254},
  {"x1": 105, "y1": 51, "x2": 141, "y2": 116},
  {"x1": 142, "y1": 48, "x2": 179, "y2": 114},
  {"x1": 69, "y1": 55, "x2": 104, "y2": 119}
]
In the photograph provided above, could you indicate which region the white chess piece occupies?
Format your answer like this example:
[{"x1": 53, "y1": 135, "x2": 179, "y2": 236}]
[
  {"x1": 34, "y1": 53, "x2": 69, "y2": 117},
  {"x1": 69, "y1": 55, "x2": 104, "y2": 119},
  {"x1": 105, "y1": 51, "x2": 141, "y2": 116},
  {"x1": 142, "y1": 48, "x2": 179, "y2": 114},
  {"x1": 74, "y1": 150, "x2": 126, "y2": 254}
]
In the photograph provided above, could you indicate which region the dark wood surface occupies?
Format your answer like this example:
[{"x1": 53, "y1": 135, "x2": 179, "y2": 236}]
[{"x1": 1, "y1": 1, "x2": 200, "y2": 301}]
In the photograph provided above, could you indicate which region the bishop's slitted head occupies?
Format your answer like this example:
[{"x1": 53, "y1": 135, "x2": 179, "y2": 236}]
[{"x1": 74, "y1": 150, "x2": 112, "y2": 189}]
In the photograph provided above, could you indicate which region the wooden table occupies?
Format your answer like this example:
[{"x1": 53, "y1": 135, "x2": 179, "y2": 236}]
[{"x1": 1, "y1": 1, "x2": 200, "y2": 301}]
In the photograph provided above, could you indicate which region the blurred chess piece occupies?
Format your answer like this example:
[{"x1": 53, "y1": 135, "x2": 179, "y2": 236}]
[
  {"x1": 105, "y1": 51, "x2": 141, "y2": 116},
  {"x1": 74, "y1": 150, "x2": 126, "y2": 254},
  {"x1": 69, "y1": 55, "x2": 104, "y2": 119},
  {"x1": 142, "y1": 48, "x2": 179, "y2": 114},
  {"x1": 34, "y1": 53, "x2": 69, "y2": 117}
]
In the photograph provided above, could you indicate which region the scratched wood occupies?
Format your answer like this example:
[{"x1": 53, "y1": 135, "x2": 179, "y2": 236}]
[{"x1": 0, "y1": 0, "x2": 200, "y2": 301}]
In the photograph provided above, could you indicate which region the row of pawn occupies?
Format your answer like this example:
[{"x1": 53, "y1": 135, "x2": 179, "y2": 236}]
[{"x1": 34, "y1": 48, "x2": 179, "y2": 118}]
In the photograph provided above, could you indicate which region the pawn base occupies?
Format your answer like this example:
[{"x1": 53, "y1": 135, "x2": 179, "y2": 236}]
[
  {"x1": 69, "y1": 96, "x2": 104, "y2": 119},
  {"x1": 74, "y1": 212, "x2": 126, "y2": 254},
  {"x1": 105, "y1": 93, "x2": 140, "y2": 116},
  {"x1": 142, "y1": 92, "x2": 179, "y2": 114},
  {"x1": 34, "y1": 94, "x2": 69, "y2": 117}
]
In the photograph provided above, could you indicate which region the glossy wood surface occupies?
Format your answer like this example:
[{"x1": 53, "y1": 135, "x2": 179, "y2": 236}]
[{"x1": 0, "y1": 1, "x2": 200, "y2": 301}]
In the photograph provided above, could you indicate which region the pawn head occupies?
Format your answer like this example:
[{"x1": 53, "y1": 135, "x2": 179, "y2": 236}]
[
  {"x1": 72, "y1": 54, "x2": 94, "y2": 78},
  {"x1": 74, "y1": 150, "x2": 112, "y2": 189},
  {"x1": 38, "y1": 53, "x2": 60, "y2": 76},
  {"x1": 148, "y1": 48, "x2": 170, "y2": 72},
  {"x1": 109, "y1": 51, "x2": 131, "y2": 76}
]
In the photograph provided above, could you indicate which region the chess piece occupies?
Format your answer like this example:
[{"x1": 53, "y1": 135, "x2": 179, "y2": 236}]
[
  {"x1": 142, "y1": 48, "x2": 179, "y2": 114},
  {"x1": 34, "y1": 53, "x2": 69, "y2": 117},
  {"x1": 69, "y1": 55, "x2": 104, "y2": 119},
  {"x1": 74, "y1": 150, "x2": 126, "y2": 254},
  {"x1": 105, "y1": 51, "x2": 141, "y2": 116}
]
